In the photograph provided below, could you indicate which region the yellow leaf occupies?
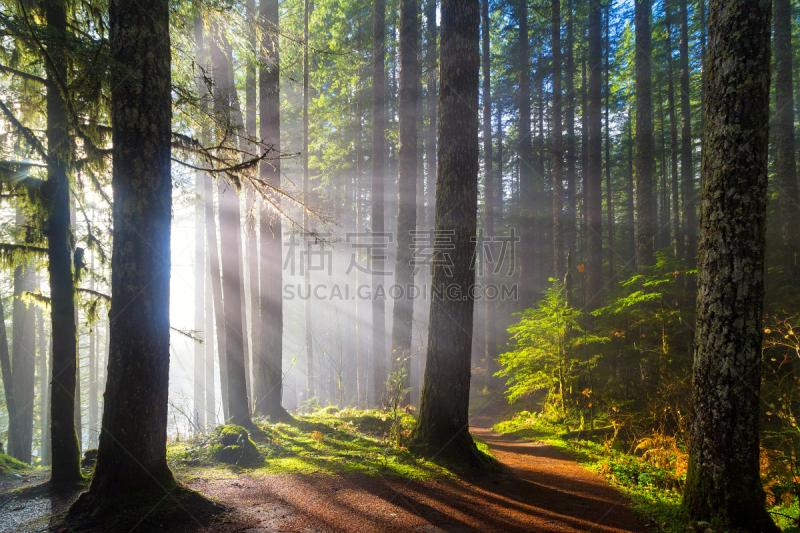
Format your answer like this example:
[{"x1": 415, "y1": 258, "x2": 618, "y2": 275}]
[
  {"x1": 311, "y1": 431, "x2": 323, "y2": 440},
  {"x1": 576, "y1": 264, "x2": 585, "y2": 273}
]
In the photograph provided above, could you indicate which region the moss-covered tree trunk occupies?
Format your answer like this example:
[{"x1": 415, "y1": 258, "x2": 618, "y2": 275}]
[
  {"x1": 42, "y1": 0, "x2": 82, "y2": 483},
  {"x1": 634, "y1": 0, "x2": 654, "y2": 268},
  {"x1": 11, "y1": 223, "x2": 35, "y2": 463},
  {"x1": 414, "y1": 0, "x2": 480, "y2": 461},
  {"x1": 586, "y1": 0, "x2": 602, "y2": 309},
  {"x1": 391, "y1": 0, "x2": 419, "y2": 406},
  {"x1": 86, "y1": 0, "x2": 174, "y2": 493},
  {"x1": 681, "y1": 0, "x2": 778, "y2": 529},
  {"x1": 258, "y1": 0, "x2": 289, "y2": 420},
  {"x1": 773, "y1": 0, "x2": 800, "y2": 285}
]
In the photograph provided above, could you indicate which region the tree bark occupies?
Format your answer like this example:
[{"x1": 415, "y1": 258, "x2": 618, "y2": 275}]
[
  {"x1": 42, "y1": 0, "x2": 82, "y2": 483},
  {"x1": 586, "y1": 0, "x2": 603, "y2": 310},
  {"x1": 773, "y1": 0, "x2": 800, "y2": 283},
  {"x1": 682, "y1": 0, "x2": 778, "y2": 528},
  {"x1": 415, "y1": 0, "x2": 481, "y2": 462},
  {"x1": 87, "y1": 0, "x2": 174, "y2": 492}
]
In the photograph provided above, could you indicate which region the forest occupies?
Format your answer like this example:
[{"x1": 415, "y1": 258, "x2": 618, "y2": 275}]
[{"x1": 0, "y1": 0, "x2": 797, "y2": 529}]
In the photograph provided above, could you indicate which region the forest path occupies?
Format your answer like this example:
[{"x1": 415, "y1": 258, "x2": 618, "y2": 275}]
[
  {"x1": 1, "y1": 408, "x2": 649, "y2": 532},
  {"x1": 186, "y1": 408, "x2": 650, "y2": 533}
]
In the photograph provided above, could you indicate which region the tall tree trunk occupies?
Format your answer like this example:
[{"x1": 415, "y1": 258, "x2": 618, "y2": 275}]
[
  {"x1": 517, "y1": 0, "x2": 534, "y2": 310},
  {"x1": 85, "y1": 0, "x2": 173, "y2": 493},
  {"x1": 12, "y1": 217, "x2": 35, "y2": 463},
  {"x1": 391, "y1": 0, "x2": 419, "y2": 406},
  {"x1": 482, "y1": 0, "x2": 499, "y2": 390},
  {"x1": 42, "y1": 0, "x2": 82, "y2": 483},
  {"x1": 634, "y1": 0, "x2": 655, "y2": 267},
  {"x1": 774, "y1": 0, "x2": 800, "y2": 283},
  {"x1": 586, "y1": 0, "x2": 603, "y2": 310},
  {"x1": 194, "y1": 17, "x2": 223, "y2": 426},
  {"x1": 38, "y1": 308, "x2": 50, "y2": 464},
  {"x1": 425, "y1": 0, "x2": 437, "y2": 251},
  {"x1": 207, "y1": 174, "x2": 228, "y2": 422},
  {"x1": 0, "y1": 294, "x2": 21, "y2": 461},
  {"x1": 205, "y1": 250, "x2": 216, "y2": 427},
  {"x1": 192, "y1": 19, "x2": 206, "y2": 427},
  {"x1": 303, "y1": 0, "x2": 315, "y2": 402},
  {"x1": 666, "y1": 10, "x2": 682, "y2": 260},
  {"x1": 603, "y1": 2, "x2": 613, "y2": 282},
  {"x1": 580, "y1": 50, "x2": 588, "y2": 262},
  {"x1": 552, "y1": 0, "x2": 564, "y2": 281},
  {"x1": 210, "y1": 27, "x2": 252, "y2": 428},
  {"x1": 258, "y1": 0, "x2": 289, "y2": 420},
  {"x1": 415, "y1": 0, "x2": 481, "y2": 461},
  {"x1": 682, "y1": 0, "x2": 777, "y2": 529},
  {"x1": 372, "y1": 0, "x2": 387, "y2": 405},
  {"x1": 355, "y1": 18, "x2": 366, "y2": 408},
  {"x1": 565, "y1": 0, "x2": 576, "y2": 261},
  {"x1": 88, "y1": 249, "x2": 99, "y2": 444},
  {"x1": 626, "y1": 104, "x2": 635, "y2": 263},
  {"x1": 245, "y1": 0, "x2": 259, "y2": 416},
  {"x1": 679, "y1": 0, "x2": 696, "y2": 284},
  {"x1": 414, "y1": 26, "x2": 426, "y2": 405}
]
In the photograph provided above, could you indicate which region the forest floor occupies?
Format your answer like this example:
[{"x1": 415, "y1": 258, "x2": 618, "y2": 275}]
[{"x1": 1, "y1": 403, "x2": 650, "y2": 532}]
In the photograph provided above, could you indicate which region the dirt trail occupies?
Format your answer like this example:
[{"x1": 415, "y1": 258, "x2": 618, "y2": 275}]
[
  {"x1": 183, "y1": 409, "x2": 649, "y2": 533},
  {"x1": 2, "y1": 410, "x2": 649, "y2": 532}
]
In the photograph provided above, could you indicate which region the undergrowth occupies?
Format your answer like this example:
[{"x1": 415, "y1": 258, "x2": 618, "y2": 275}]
[{"x1": 167, "y1": 408, "x2": 453, "y2": 481}]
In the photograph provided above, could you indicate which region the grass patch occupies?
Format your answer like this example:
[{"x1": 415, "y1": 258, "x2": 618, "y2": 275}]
[{"x1": 168, "y1": 408, "x2": 452, "y2": 481}]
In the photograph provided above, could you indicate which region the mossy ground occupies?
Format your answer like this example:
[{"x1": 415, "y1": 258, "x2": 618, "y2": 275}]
[
  {"x1": 492, "y1": 412, "x2": 800, "y2": 533},
  {"x1": 168, "y1": 408, "x2": 487, "y2": 481},
  {"x1": 0, "y1": 452, "x2": 31, "y2": 475}
]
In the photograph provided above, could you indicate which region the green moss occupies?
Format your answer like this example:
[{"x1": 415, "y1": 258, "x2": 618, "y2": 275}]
[
  {"x1": 0, "y1": 452, "x2": 31, "y2": 475},
  {"x1": 170, "y1": 409, "x2": 452, "y2": 481}
]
